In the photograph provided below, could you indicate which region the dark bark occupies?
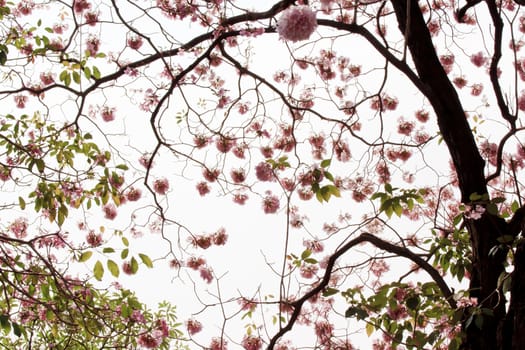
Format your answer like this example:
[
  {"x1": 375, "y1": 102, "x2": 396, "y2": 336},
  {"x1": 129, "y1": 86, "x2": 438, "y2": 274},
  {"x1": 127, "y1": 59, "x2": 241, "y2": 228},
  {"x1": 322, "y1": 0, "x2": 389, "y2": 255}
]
[{"x1": 388, "y1": 0, "x2": 510, "y2": 348}]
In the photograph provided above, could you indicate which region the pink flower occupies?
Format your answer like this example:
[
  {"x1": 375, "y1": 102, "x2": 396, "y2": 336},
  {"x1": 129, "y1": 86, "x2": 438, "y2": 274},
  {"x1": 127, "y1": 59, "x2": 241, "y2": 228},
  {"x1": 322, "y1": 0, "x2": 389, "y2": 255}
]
[
  {"x1": 415, "y1": 109, "x2": 429, "y2": 122},
  {"x1": 233, "y1": 143, "x2": 248, "y2": 158},
  {"x1": 100, "y1": 106, "x2": 115, "y2": 122},
  {"x1": 14, "y1": 95, "x2": 28, "y2": 108},
  {"x1": 153, "y1": 178, "x2": 169, "y2": 195},
  {"x1": 277, "y1": 5, "x2": 317, "y2": 42},
  {"x1": 127, "y1": 34, "x2": 143, "y2": 50},
  {"x1": 196, "y1": 181, "x2": 210, "y2": 196},
  {"x1": 9, "y1": 218, "x2": 28, "y2": 239},
  {"x1": 0, "y1": 166, "x2": 10, "y2": 181},
  {"x1": 518, "y1": 91, "x2": 525, "y2": 111},
  {"x1": 518, "y1": 93, "x2": 525, "y2": 111},
  {"x1": 262, "y1": 194, "x2": 280, "y2": 214},
  {"x1": 304, "y1": 239, "x2": 324, "y2": 253},
  {"x1": 139, "y1": 153, "x2": 153, "y2": 168},
  {"x1": 155, "y1": 319, "x2": 169, "y2": 338},
  {"x1": 471, "y1": 51, "x2": 488, "y2": 67},
  {"x1": 199, "y1": 266, "x2": 213, "y2": 283},
  {"x1": 186, "y1": 256, "x2": 206, "y2": 270},
  {"x1": 233, "y1": 193, "x2": 248, "y2": 205},
  {"x1": 40, "y1": 72, "x2": 55, "y2": 85},
  {"x1": 397, "y1": 119, "x2": 414, "y2": 136},
  {"x1": 203, "y1": 168, "x2": 220, "y2": 182},
  {"x1": 17, "y1": 1, "x2": 34, "y2": 15},
  {"x1": 74, "y1": 0, "x2": 91, "y2": 13},
  {"x1": 471, "y1": 83, "x2": 483, "y2": 96},
  {"x1": 370, "y1": 259, "x2": 389, "y2": 277},
  {"x1": 122, "y1": 261, "x2": 134, "y2": 275},
  {"x1": 298, "y1": 187, "x2": 314, "y2": 200},
  {"x1": 241, "y1": 335, "x2": 263, "y2": 350},
  {"x1": 334, "y1": 141, "x2": 351, "y2": 162},
  {"x1": 137, "y1": 333, "x2": 161, "y2": 348},
  {"x1": 464, "y1": 204, "x2": 486, "y2": 220},
  {"x1": 255, "y1": 162, "x2": 274, "y2": 182},
  {"x1": 53, "y1": 23, "x2": 67, "y2": 34},
  {"x1": 191, "y1": 235, "x2": 212, "y2": 249},
  {"x1": 84, "y1": 11, "x2": 99, "y2": 25},
  {"x1": 213, "y1": 228, "x2": 228, "y2": 245},
  {"x1": 453, "y1": 76, "x2": 467, "y2": 89},
  {"x1": 103, "y1": 204, "x2": 117, "y2": 220},
  {"x1": 186, "y1": 318, "x2": 203, "y2": 335},
  {"x1": 315, "y1": 321, "x2": 333, "y2": 345},
  {"x1": 130, "y1": 310, "x2": 146, "y2": 323},
  {"x1": 193, "y1": 134, "x2": 209, "y2": 148},
  {"x1": 126, "y1": 187, "x2": 142, "y2": 201},
  {"x1": 215, "y1": 136, "x2": 236, "y2": 153},
  {"x1": 85, "y1": 35, "x2": 100, "y2": 56},
  {"x1": 300, "y1": 264, "x2": 318, "y2": 278},
  {"x1": 86, "y1": 231, "x2": 102, "y2": 247},
  {"x1": 230, "y1": 168, "x2": 246, "y2": 183},
  {"x1": 210, "y1": 337, "x2": 228, "y2": 350}
]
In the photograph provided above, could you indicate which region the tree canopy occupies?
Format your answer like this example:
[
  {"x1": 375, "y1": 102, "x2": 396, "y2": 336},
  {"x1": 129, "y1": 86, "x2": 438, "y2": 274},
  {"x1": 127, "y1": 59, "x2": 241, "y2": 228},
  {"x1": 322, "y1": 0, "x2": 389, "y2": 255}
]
[{"x1": 0, "y1": 0, "x2": 524, "y2": 349}]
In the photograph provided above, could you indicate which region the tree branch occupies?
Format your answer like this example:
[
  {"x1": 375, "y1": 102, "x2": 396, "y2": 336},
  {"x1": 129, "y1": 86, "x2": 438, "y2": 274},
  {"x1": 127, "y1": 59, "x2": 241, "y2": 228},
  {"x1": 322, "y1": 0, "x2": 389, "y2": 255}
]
[{"x1": 267, "y1": 232, "x2": 456, "y2": 349}]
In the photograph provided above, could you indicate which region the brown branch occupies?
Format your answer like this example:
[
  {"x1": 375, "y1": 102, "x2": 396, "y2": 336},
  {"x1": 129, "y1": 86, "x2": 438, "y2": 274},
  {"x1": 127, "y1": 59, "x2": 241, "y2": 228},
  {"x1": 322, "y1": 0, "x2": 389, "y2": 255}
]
[
  {"x1": 267, "y1": 232, "x2": 456, "y2": 349},
  {"x1": 485, "y1": 0, "x2": 516, "y2": 128}
]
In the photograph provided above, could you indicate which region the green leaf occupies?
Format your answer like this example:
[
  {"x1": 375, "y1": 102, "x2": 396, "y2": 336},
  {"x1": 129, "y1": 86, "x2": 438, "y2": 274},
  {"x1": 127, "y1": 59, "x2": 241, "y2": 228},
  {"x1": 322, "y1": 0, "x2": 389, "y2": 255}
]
[
  {"x1": 139, "y1": 253, "x2": 153, "y2": 268},
  {"x1": 345, "y1": 306, "x2": 368, "y2": 320},
  {"x1": 301, "y1": 249, "x2": 312, "y2": 260},
  {"x1": 57, "y1": 205, "x2": 68, "y2": 226},
  {"x1": 78, "y1": 251, "x2": 93, "y2": 262},
  {"x1": 0, "y1": 314, "x2": 9, "y2": 330},
  {"x1": 122, "y1": 236, "x2": 129, "y2": 247},
  {"x1": 327, "y1": 185, "x2": 341, "y2": 198},
  {"x1": 130, "y1": 257, "x2": 139, "y2": 274},
  {"x1": 405, "y1": 296, "x2": 420, "y2": 310},
  {"x1": 83, "y1": 66, "x2": 91, "y2": 79},
  {"x1": 304, "y1": 258, "x2": 318, "y2": 264},
  {"x1": 393, "y1": 202, "x2": 403, "y2": 217},
  {"x1": 35, "y1": 158, "x2": 45, "y2": 173},
  {"x1": 486, "y1": 203, "x2": 499, "y2": 216},
  {"x1": 322, "y1": 287, "x2": 339, "y2": 297},
  {"x1": 107, "y1": 259, "x2": 119, "y2": 277},
  {"x1": 316, "y1": 190, "x2": 324, "y2": 203},
  {"x1": 121, "y1": 248, "x2": 129, "y2": 259},
  {"x1": 0, "y1": 51, "x2": 6, "y2": 66},
  {"x1": 93, "y1": 260, "x2": 104, "y2": 281},
  {"x1": 18, "y1": 197, "x2": 25, "y2": 210},
  {"x1": 72, "y1": 71, "x2": 80, "y2": 84},
  {"x1": 320, "y1": 159, "x2": 331, "y2": 168},
  {"x1": 12, "y1": 322, "x2": 21, "y2": 337},
  {"x1": 366, "y1": 322, "x2": 374, "y2": 337},
  {"x1": 102, "y1": 247, "x2": 115, "y2": 254},
  {"x1": 92, "y1": 66, "x2": 101, "y2": 79}
]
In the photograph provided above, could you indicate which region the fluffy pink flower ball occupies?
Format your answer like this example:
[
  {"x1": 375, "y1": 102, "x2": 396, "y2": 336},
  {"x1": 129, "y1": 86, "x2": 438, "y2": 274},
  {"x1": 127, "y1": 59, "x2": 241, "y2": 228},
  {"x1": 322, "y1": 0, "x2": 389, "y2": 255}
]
[{"x1": 277, "y1": 5, "x2": 317, "y2": 42}]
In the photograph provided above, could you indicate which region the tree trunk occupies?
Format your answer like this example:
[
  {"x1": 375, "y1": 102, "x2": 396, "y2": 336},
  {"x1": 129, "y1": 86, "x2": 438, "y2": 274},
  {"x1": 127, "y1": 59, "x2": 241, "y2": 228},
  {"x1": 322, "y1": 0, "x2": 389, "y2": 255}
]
[{"x1": 388, "y1": 0, "x2": 519, "y2": 348}]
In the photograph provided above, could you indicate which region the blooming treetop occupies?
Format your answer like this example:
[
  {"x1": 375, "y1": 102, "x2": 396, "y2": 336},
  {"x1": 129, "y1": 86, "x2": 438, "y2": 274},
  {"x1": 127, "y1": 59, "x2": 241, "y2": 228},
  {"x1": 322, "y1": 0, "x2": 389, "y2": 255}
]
[{"x1": 0, "y1": 0, "x2": 525, "y2": 349}]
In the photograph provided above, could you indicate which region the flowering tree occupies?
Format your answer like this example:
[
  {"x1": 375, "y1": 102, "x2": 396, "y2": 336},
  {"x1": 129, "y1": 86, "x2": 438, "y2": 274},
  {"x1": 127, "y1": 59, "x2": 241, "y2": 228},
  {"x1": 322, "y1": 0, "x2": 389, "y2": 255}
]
[{"x1": 1, "y1": 0, "x2": 525, "y2": 349}]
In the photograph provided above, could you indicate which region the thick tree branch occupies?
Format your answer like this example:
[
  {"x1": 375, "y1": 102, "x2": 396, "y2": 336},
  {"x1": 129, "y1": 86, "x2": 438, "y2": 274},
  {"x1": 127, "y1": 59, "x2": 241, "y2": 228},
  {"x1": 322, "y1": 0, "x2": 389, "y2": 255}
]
[{"x1": 267, "y1": 232, "x2": 455, "y2": 349}]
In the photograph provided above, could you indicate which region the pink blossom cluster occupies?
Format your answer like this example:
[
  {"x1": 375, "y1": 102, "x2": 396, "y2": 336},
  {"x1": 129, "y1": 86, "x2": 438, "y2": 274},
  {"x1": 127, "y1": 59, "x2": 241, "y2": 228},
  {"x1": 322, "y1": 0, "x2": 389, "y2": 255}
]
[
  {"x1": 103, "y1": 204, "x2": 117, "y2": 220},
  {"x1": 189, "y1": 227, "x2": 228, "y2": 249},
  {"x1": 463, "y1": 204, "x2": 486, "y2": 220},
  {"x1": 277, "y1": 5, "x2": 317, "y2": 42}
]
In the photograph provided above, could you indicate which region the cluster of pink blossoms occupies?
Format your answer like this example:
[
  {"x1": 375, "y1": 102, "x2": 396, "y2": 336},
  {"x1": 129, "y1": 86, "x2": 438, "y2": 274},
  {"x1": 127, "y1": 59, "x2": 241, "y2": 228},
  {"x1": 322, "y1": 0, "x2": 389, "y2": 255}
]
[{"x1": 277, "y1": 5, "x2": 317, "y2": 42}]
